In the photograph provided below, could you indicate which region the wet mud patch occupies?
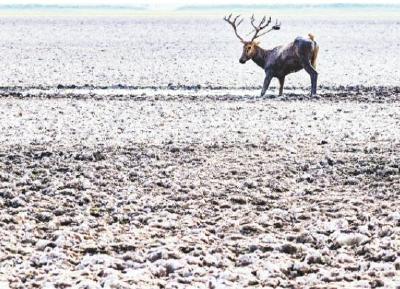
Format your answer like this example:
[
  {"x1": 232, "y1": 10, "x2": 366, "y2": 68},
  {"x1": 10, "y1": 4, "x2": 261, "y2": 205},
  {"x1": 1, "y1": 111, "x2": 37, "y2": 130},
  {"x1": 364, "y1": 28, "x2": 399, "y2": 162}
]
[{"x1": 0, "y1": 85, "x2": 399, "y2": 103}]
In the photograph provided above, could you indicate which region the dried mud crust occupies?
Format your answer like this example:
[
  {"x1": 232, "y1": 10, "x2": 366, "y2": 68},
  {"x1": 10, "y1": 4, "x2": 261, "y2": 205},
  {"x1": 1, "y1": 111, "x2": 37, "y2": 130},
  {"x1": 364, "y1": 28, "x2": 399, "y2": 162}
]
[
  {"x1": 0, "y1": 143, "x2": 399, "y2": 288},
  {"x1": 0, "y1": 96, "x2": 399, "y2": 288}
]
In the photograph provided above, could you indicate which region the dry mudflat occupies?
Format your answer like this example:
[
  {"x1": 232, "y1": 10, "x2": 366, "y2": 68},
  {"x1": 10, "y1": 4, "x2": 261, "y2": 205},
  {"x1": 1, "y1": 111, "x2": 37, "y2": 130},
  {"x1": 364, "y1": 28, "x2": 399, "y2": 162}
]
[
  {"x1": 0, "y1": 96, "x2": 399, "y2": 288},
  {"x1": 0, "y1": 13, "x2": 399, "y2": 289}
]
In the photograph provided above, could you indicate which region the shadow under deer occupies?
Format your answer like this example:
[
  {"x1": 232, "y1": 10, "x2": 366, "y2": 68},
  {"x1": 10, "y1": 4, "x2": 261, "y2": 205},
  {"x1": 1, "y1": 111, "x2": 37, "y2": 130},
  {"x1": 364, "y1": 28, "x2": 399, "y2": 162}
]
[{"x1": 224, "y1": 14, "x2": 319, "y2": 96}]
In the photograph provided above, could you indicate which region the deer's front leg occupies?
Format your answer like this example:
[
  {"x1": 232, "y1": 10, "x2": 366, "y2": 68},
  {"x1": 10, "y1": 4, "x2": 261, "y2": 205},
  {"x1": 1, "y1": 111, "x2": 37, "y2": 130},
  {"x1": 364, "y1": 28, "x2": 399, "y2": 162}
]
[{"x1": 261, "y1": 70, "x2": 273, "y2": 97}]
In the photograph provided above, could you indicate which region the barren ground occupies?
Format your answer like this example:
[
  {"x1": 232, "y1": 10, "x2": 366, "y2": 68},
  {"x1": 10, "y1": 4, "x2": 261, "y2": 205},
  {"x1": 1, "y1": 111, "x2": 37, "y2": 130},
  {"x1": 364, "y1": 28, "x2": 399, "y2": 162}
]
[
  {"x1": 0, "y1": 97, "x2": 399, "y2": 288},
  {"x1": 0, "y1": 13, "x2": 399, "y2": 289}
]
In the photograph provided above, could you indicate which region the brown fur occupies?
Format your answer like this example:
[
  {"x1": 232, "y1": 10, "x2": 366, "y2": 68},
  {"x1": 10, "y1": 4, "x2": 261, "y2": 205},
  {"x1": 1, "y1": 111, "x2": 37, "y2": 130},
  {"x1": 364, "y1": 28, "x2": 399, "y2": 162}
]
[
  {"x1": 309, "y1": 33, "x2": 319, "y2": 69},
  {"x1": 244, "y1": 42, "x2": 260, "y2": 58}
]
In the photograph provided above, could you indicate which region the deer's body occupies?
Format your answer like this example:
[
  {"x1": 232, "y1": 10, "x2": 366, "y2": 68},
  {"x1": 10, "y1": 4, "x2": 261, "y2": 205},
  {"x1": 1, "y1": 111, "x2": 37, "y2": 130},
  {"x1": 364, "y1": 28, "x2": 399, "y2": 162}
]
[
  {"x1": 247, "y1": 36, "x2": 319, "y2": 96},
  {"x1": 224, "y1": 14, "x2": 319, "y2": 96}
]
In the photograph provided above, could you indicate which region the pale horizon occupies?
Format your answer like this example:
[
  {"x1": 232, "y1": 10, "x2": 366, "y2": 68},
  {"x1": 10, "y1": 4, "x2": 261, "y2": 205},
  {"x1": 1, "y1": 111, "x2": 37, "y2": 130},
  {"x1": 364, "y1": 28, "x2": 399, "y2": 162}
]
[
  {"x1": 0, "y1": 0, "x2": 398, "y2": 10},
  {"x1": 0, "y1": 0, "x2": 400, "y2": 13}
]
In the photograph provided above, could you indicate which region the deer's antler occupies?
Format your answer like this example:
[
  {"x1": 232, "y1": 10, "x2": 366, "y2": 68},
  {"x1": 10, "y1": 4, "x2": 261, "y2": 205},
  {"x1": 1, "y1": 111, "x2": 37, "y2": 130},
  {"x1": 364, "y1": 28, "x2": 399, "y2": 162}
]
[
  {"x1": 250, "y1": 14, "x2": 281, "y2": 41},
  {"x1": 223, "y1": 14, "x2": 245, "y2": 43}
]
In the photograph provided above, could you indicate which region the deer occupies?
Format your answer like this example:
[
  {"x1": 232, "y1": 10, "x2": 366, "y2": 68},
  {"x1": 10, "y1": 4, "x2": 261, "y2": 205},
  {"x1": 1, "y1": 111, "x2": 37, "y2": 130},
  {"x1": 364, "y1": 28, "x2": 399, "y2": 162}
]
[{"x1": 223, "y1": 14, "x2": 319, "y2": 96}]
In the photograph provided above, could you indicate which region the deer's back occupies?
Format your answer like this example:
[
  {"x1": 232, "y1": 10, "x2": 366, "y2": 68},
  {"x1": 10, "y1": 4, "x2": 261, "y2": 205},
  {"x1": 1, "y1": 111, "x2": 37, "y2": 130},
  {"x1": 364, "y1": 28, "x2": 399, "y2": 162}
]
[{"x1": 268, "y1": 36, "x2": 316, "y2": 78}]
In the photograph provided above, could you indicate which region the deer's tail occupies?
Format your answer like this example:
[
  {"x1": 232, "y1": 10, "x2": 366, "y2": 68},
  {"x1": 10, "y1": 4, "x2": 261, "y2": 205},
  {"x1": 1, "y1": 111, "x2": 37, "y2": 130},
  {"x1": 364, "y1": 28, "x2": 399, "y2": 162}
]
[{"x1": 309, "y1": 33, "x2": 319, "y2": 69}]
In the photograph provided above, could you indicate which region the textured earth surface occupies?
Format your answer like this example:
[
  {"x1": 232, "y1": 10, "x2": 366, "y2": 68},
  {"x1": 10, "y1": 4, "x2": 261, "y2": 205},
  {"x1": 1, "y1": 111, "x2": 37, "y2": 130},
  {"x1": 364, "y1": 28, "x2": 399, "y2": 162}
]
[
  {"x1": 0, "y1": 13, "x2": 400, "y2": 289},
  {"x1": 0, "y1": 97, "x2": 399, "y2": 288}
]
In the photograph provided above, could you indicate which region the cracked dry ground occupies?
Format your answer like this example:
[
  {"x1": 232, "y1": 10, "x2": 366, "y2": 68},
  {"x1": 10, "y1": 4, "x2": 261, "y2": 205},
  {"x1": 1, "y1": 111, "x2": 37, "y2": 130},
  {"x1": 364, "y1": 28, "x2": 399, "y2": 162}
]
[{"x1": 0, "y1": 98, "x2": 399, "y2": 288}]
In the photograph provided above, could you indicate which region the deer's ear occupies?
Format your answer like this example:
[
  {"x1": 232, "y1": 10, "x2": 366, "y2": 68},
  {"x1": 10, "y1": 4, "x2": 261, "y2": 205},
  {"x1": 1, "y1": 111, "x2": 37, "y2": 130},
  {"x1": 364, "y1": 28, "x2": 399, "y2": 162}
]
[{"x1": 254, "y1": 41, "x2": 260, "y2": 46}]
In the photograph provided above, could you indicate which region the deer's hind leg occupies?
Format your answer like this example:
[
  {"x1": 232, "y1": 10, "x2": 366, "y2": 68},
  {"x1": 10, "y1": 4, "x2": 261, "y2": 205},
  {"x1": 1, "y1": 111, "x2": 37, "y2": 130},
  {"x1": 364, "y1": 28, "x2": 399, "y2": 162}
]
[
  {"x1": 279, "y1": 76, "x2": 285, "y2": 96},
  {"x1": 302, "y1": 60, "x2": 318, "y2": 95}
]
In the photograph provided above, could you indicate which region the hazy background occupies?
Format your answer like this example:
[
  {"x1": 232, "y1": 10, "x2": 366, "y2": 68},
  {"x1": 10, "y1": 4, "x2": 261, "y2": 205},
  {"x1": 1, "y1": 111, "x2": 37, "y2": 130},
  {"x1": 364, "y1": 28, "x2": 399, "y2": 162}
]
[
  {"x1": 0, "y1": 0, "x2": 399, "y2": 12},
  {"x1": 0, "y1": 1, "x2": 398, "y2": 90},
  {"x1": 0, "y1": 0, "x2": 399, "y2": 6}
]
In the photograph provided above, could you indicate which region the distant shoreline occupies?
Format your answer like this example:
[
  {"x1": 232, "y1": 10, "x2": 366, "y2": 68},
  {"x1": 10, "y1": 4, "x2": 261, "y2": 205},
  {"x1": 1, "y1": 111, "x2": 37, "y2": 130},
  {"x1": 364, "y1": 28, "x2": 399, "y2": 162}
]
[
  {"x1": 0, "y1": 3, "x2": 399, "y2": 18},
  {"x1": 0, "y1": 3, "x2": 399, "y2": 12},
  {"x1": 177, "y1": 3, "x2": 400, "y2": 11}
]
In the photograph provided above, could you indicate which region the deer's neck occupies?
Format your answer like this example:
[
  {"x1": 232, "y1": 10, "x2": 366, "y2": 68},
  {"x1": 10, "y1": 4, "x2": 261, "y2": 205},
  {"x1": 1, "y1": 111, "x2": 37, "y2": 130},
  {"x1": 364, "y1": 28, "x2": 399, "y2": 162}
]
[{"x1": 252, "y1": 46, "x2": 270, "y2": 69}]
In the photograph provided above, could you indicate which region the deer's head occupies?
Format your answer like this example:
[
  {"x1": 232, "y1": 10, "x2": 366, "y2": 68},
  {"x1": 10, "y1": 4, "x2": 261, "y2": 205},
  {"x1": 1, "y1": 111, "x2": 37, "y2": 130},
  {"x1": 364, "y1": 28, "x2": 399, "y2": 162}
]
[
  {"x1": 223, "y1": 14, "x2": 281, "y2": 64},
  {"x1": 239, "y1": 41, "x2": 260, "y2": 63}
]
